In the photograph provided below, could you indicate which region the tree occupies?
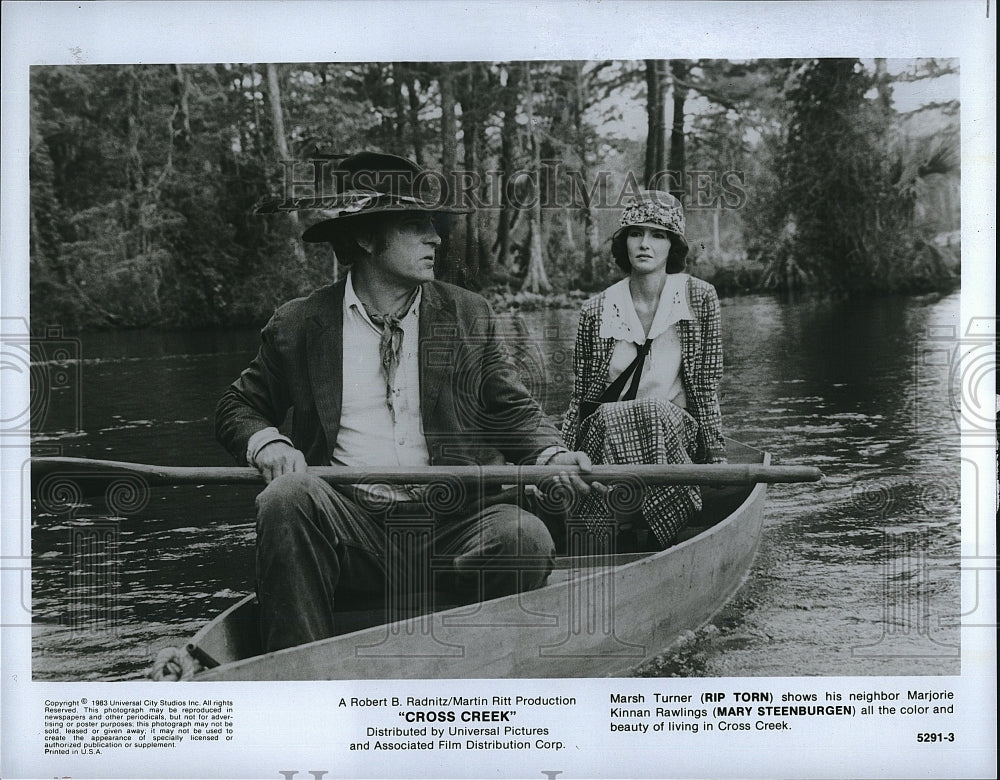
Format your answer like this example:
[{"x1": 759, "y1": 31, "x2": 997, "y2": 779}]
[
  {"x1": 434, "y1": 62, "x2": 463, "y2": 285},
  {"x1": 457, "y1": 62, "x2": 489, "y2": 287},
  {"x1": 519, "y1": 63, "x2": 551, "y2": 294},
  {"x1": 751, "y1": 58, "x2": 957, "y2": 294},
  {"x1": 495, "y1": 63, "x2": 523, "y2": 273},
  {"x1": 643, "y1": 59, "x2": 666, "y2": 186},
  {"x1": 568, "y1": 61, "x2": 602, "y2": 289},
  {"x1": 265, "y1": 63, "x2": 307, "y2": 267},
  {"x1": 665, "y1": 59, "x2": 690, "y2": 199},
  {"x1": 400, "y1": 63, "x2": 425, "y2": 165},
  {"x1": 28, "y1": 58, "x2": 959, "y2": 330}
]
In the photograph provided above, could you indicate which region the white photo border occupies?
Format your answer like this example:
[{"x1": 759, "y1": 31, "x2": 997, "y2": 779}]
[{"x1": 2, "y1": 2, "x2": 995, "y2": 779}]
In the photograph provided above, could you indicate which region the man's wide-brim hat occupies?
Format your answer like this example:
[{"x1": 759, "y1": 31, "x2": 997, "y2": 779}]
[{"x1": 297, "y1": 151, "x2": 473, "y2": 243}]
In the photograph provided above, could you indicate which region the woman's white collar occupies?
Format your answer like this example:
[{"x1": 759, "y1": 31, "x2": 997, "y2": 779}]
[{"x1": 599, "y1": 274, "x2": 693, "y2": 343}]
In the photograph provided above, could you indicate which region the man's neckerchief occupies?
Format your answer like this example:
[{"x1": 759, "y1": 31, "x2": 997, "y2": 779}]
[{"x1": 360, "y1": 287, "x2": 420, "y2": 423}]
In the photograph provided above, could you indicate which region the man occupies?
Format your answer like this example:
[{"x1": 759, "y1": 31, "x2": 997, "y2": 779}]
[{"x1": 216, "y1": 152, "x2": 594, "y2": 652}]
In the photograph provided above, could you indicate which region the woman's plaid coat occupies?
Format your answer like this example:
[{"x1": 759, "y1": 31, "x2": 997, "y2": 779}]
[{"x1": 561, "y1": 274, "x2": 726, "y2": 464}]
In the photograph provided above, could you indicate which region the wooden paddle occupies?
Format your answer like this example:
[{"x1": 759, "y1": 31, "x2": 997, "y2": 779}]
[{"x1": 31, "y1": 456, "x2": 821, "y2": 489}]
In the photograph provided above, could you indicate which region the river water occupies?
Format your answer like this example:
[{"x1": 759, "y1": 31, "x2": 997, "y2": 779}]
[{"x1": 29, "y1": 292, "x2": 962, "y2": 680}]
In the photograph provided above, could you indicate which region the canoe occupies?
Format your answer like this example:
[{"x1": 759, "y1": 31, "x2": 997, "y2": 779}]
[{"x1": 190, "y1": 440, "x2": 770, "y2": 680}]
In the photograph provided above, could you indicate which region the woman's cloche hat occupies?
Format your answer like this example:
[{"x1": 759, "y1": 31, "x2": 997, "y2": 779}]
[{"x1": 611, "y1": 189, "x2": 689, "y2": 272}]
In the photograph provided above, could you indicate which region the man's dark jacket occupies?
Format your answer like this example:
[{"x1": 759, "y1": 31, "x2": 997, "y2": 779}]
[{"x1": 216, "y1": 279, "x2": 563, "y2": 468}]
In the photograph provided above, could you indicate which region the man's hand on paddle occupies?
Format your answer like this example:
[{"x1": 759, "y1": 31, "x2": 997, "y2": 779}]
[
  {"x1": 547, "y1": 450, "x2": 607, "y2": 497},
  {"x1": 255, "y1": 441, "x2": 307, "y2": 483}
]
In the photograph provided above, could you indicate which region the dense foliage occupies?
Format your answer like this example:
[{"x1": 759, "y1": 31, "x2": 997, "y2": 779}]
[
  {"x1": 28, "y1": 59, "x2": 959, "y2": 330},
  {"x1": 745, "y1": 59, "x2": 959, "y2": 294}
]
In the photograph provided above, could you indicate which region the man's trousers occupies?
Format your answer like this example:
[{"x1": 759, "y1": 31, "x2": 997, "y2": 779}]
[{"x1": 254, "y1": 472, "x2": 556, "y2": 652}]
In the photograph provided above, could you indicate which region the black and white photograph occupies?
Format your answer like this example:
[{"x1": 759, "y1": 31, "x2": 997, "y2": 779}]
[{"x1": 2, "y1": 2, "x2": 995, "y2": 778}]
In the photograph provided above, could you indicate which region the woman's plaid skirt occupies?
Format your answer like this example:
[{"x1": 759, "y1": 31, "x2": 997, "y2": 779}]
[{"x1": 575, "y1": 397, "x2": 700, "y2": 548}]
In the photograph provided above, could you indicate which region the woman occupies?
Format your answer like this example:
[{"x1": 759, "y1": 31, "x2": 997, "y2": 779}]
[{"x1": 562, "y1": 190, "x2": 725, "y2": 550}]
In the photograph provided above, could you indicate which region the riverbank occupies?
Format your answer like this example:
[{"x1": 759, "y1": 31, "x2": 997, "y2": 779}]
[
  {"x1": 28, "y1": 247, "x2": 960, "y2": 332},
  {"x1": 485, "y1": 240, "x2": 959, "y2": 314}
]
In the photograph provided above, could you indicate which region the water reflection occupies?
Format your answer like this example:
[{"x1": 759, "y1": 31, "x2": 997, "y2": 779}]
[{"x1": 31, "y1": 292, "x2": 961, "y2": 679}]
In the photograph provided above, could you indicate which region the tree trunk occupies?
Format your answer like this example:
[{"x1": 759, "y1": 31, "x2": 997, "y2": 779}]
[
  {"x1": 250, "y1": 65, "x2": 264, "y2": 156},
  {"x1": 124, "y1": 67, "x2": 145, "y2": 195},
  {"x1": 171, "y1": 64, "x2": 191, "y2": 149},
  {"x1": 405, "y1": 70, "x2": 424, "y2": 165},
  {"x1": 436, "y1": 63, "x2": 460, "y2": 283},
  {"x1": 124, "y1": 67, "x2": 145, "y2": 263},
  {"x1": 391, "y1": 62, "x2": 408, "y2": 156},
  {"x1": 570, "y1": 61, "x2": 600, "y2": 288},
  {"x1": 458, "y1": 63, "x2": 490, "y2": 288},
  {"x1": 496, "y1": 63, "x2": 522, "y2": 273},
  {"x1": 874, "y1": 57, "x2": 893, "y2": 114},
  {"x1": 667, "y1": 59, "x2": 690, "y2": 200},
  {"x1": 644, "y1": 60, "x2": 666, "y2": 187},
  {"x1": 439, "y1": 65, "x2": 457, "y2": 173},
  {"x1": 266, "y1": 63, "x2": 307, "y2": 265},
  {"x1": 520, "y1": 64, "x2": 551, "y2": 294}
]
